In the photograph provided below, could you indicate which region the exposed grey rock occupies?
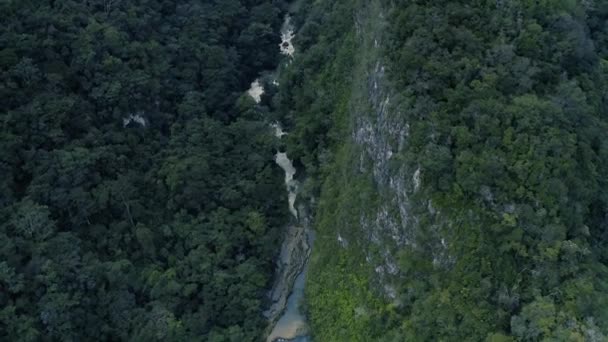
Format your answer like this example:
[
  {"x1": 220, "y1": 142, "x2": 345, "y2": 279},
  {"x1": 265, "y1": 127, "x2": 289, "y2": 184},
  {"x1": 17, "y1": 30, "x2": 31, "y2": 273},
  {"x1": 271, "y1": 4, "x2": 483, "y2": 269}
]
[
  {"x1": 347, "y1": 2, "x2": 458, "y2": 302},
  {"x1": 337, "y1": 233, "x2": 348, "y2": 248},
  {"x1": 265, "y1": 225, "x2": 311, "y2": 321},
  {"x1": 122, "y1": 113, "x2": 146, "y2": 127}
]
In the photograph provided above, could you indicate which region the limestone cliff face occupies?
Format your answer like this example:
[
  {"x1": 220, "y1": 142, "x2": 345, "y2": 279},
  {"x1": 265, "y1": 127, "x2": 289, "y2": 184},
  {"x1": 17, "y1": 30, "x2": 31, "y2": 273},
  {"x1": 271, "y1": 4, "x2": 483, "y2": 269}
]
[
  {"x1": 302, "y1": 0, "x2": 608, "y2": 340},
  {"x1": 301, "y1": 1, "x2": 458, "y2": 339},
  {"x1": 339, "y1": 1, "x2": 452, "y2": 301}
]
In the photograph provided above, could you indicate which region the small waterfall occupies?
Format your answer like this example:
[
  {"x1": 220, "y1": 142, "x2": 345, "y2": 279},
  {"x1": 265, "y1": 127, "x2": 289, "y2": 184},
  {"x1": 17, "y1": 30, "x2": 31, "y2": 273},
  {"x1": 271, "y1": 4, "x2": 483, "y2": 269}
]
[
  {"x1": 273, "y1": 124, "x2": 299, "y2": 219},
  {"x1": 246, "y1": 14, "x2": 313, "y2": 342},
  {"x1": 267, "y1": 123, "x2": 312, "y2": 342}
]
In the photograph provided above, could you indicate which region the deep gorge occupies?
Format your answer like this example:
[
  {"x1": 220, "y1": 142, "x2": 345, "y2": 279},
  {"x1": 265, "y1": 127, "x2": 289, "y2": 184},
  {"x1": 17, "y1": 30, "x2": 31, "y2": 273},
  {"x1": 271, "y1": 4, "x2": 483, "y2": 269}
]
[{"x1": 2, "y1": 0, "x2": 608, "y2": 341}]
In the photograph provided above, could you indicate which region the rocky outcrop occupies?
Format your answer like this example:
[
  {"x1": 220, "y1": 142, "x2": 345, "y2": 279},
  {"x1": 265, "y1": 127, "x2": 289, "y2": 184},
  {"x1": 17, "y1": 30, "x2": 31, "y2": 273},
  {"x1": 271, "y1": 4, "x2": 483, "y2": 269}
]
[
  {"x1": 347, "y1": 0, "x2": 452, "y2": 301},
  {"x1": 264, "y1": 224, "x2": 311, "y2": 323}
]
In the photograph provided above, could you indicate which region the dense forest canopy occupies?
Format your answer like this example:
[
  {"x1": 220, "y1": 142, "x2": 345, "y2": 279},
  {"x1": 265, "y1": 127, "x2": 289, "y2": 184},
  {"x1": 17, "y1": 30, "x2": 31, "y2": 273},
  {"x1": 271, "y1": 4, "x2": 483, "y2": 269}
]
[
  {"x1": 1, "y1": 0, "x2": 290, "y2": 340},
  {"x1": 3, "y1": 0, "x2": 608, "y2": 341},
  {"x1": 385, "y1": 0, "x2": 608, "y2": 340}
]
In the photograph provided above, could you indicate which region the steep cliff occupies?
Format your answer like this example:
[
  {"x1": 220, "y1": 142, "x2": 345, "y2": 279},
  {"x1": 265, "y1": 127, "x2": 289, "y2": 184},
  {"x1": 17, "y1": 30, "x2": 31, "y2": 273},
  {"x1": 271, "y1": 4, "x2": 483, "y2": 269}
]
[
  {"x1": 279, "y1": 0, "x2": 608, "y2": 340},
  {"x1": 278, "y1": 1, "x2": 441, "y2": 339}
]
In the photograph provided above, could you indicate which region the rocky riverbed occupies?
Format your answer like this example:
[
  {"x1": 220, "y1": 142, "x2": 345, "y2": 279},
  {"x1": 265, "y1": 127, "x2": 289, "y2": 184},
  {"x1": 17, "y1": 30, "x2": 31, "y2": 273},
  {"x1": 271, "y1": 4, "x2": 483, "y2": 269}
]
[
  {"x1": 247, "y1": 13, "x2": 313, "y2": 342},
  {"x1": 264, "y1": 123, "x2": 313, "y2": 342}
]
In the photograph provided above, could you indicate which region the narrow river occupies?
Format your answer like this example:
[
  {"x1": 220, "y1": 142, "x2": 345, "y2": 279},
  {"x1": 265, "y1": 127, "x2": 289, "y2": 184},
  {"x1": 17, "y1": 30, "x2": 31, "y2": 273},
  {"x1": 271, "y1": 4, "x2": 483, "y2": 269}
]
[
  {"x1": 267, "y1": 124, "x2": 313, "y2": 342},
  {"x1": 246, "y1": 14, "x2": 313, "y2": 342}
]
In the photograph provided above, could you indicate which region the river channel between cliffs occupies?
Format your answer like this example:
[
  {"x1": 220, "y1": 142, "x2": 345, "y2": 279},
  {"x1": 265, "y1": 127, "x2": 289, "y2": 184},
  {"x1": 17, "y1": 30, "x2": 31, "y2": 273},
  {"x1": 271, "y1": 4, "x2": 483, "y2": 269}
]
[
  {"x1": 246, "y1": 14, "x2": 314, "y2": 342},
  {"x1": 265, "y1": 124, "x2": 314, "y2": 342}
]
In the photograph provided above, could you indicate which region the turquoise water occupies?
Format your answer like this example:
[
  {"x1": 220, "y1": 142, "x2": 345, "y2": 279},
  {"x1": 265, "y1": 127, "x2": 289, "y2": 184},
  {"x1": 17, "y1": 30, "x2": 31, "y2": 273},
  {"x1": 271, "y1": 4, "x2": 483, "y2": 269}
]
[{"x1": 268, "y1": 231, "x2": 314, "y2": 342}]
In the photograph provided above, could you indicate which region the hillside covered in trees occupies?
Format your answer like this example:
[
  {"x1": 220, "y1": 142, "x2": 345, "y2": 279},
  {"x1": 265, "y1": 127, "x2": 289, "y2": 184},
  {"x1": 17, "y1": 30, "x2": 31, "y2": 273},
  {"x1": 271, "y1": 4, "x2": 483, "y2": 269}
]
[
  {"x1": 1, "y1": 0, "x2": 291, "y2": 341},
  {"x1": 3, "y1": 0, "x2": 608, "y2": 341},
  {"x1": 276, "y1": 0, "x2": 608, "y2": 341}
]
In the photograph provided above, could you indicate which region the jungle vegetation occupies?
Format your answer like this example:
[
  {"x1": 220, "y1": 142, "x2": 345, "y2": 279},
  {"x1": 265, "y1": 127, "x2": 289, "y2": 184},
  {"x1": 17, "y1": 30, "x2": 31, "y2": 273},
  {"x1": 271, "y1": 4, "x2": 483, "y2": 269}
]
[{"x1": 1, "y1": 0, "x2": 290, "y2": 341}]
